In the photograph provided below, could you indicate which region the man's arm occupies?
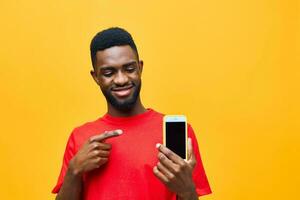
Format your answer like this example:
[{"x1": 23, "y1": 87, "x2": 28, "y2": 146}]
[
  {"x1": 55, "y1": 167, "x2": 83, "y2": 200},
  {"x1": 177, "y1": 189, "x2": 198, "y2": 200},
  {"x1": 55, "y1": 130, "x2": 123, "y2": 200}
]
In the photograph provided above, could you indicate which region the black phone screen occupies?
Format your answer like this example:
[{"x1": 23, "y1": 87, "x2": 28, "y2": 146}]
[{"x1": 166, "y1": 122, "x2": 186, "y2": 159}]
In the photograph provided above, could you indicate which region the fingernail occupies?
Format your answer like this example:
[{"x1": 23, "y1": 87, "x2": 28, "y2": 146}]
[
  {"x1": 153, "y1": 166, "x2": 157, "y2": 172},
  {"x1": 156, "y1": 143, "x2": 161, "y2": 149},
  {"x1": 115, "y1": 129, "x2": 123, "y2": 135}
]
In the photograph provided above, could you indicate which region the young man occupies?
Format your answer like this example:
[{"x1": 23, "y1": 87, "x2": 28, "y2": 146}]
[{"x1": 52, "y1": 27, "x2": 212, "y2": 200}]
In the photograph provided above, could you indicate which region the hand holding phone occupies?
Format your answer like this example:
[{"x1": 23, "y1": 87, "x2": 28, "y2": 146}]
[{"x1": 154, "y1": 118, "x2": 198, "y2": 198}]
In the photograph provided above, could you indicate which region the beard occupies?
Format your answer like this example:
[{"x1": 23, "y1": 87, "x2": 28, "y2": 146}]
[{"x1": 101, "y1": 81, "x2": 141, "y2": 111}]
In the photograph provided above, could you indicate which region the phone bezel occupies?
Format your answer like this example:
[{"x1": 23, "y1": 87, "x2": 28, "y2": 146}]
[{"x1": 163, "y1": 115, "x2": 187, "y2": 160}]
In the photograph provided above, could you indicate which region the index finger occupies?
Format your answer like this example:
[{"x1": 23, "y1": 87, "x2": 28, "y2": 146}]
[{"x1": 89, "y1": 129, "x2": 123, "y2": 143}]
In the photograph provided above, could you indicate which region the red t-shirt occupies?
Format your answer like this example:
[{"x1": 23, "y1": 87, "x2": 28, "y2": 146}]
[{"x1": 52, "y1": 109, "x2": 211, "y2": 199}]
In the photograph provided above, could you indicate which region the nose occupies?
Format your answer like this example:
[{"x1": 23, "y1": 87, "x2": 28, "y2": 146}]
[{"x1": 113, "y1": 71, "x2": 129, "y2": 86}]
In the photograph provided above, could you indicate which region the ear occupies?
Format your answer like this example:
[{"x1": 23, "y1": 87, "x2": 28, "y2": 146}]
[
  {"x1": 139, "y1": 60, "x2": 144, "y2": 75},
  {"x1": 90, "y1": 70, "x2": 100, "y2": 85}
]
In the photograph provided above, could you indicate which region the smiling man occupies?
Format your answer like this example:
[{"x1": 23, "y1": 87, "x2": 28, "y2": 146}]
[{"x1": 52, "y1": 27, "x2": 212, "y2": 200}]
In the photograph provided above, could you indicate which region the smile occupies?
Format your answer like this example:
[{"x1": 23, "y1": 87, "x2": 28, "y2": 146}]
[{"x1": 111, "y1": 85, "x2": 134, "y2": 98}]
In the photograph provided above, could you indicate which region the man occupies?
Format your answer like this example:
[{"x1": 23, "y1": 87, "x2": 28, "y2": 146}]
[{"x1": 52, "y1": 27, "x2": 212, "y2": 200}]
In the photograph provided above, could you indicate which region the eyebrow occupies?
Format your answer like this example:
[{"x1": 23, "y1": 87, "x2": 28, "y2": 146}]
[
  {"x1": 100, "y1": 66, "x2": 115, "y2": 71},
  {"x1": 99, "y1": 61, "x2": 137, "y2": 70},
  {"x1": 123, "y1": 61, "x2": 137, "y2": 67}
]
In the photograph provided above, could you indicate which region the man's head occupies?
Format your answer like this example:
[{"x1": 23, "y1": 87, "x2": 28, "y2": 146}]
[{"x1": 90, "y1": 27, "x2": 143, "y2": 111}]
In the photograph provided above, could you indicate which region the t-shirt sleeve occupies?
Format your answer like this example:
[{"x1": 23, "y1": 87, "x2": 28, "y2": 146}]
[
  {"x1": 52, "y1": 131, "x2": 77, "y2": 194},
  {"x1": 187, "y1": 124, "x2": 212, "y2": 196}
]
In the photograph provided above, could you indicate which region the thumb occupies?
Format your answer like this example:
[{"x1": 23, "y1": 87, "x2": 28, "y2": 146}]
[{"x1": 187, "y1": 137, "x2": 196, "y2": 168}]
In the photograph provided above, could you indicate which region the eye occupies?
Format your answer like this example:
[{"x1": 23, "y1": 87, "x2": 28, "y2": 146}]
[
  {"x1": 102, "y1": 70, "x2": 114, "y2": 77},
  {"x1": 125, "y1": 66, "x2": 136, "y2": 73}
]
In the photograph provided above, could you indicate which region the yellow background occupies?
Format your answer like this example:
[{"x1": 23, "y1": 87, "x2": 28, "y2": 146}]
[{"x1": 0, "y1": 0, "x2": 299, "y2": 199}]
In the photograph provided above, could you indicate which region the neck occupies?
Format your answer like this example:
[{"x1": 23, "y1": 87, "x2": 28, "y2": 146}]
[{"x1": 106, "y1": 97, "x2": 147, "y2": 117}]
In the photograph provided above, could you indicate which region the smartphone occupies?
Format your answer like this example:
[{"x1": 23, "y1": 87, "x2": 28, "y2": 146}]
[{"x1": 163, "y1": 115, "x2": 187, "y2": 160}]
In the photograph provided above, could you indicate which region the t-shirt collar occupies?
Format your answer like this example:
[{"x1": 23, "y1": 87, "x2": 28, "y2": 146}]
[{"x1": 100, "y1": 108, "x2": 154, "y2": 125}]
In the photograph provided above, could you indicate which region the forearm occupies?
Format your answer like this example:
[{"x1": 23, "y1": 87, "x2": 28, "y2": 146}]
[
  {"x1": 177, "y1": 187, "x2": 198, "y2": 200},
  {"x1": 55, "y1": 168, "x2": 83, "y2": 200},
  {"x1": 177, "y1": 194, "x2": 198, "y2": 200}
]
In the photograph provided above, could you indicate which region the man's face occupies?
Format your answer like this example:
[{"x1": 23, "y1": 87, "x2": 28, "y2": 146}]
[{"x1": 91, "y1": 45, "x2": 143, "y2": 111}]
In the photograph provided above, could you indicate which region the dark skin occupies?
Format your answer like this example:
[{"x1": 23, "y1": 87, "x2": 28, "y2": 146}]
[
  {"x1": 55, "y1": 130, "x2": 123, "y2": 200},
  {"x1": 154, "y1": 139, "x2": 198, "y2": 200},
  {"x1": 91, "y1": 45, "x2": 146, "y2": 117},
  {"x1": 56, "y1": 45, "x2": 198, "y2": 200}
]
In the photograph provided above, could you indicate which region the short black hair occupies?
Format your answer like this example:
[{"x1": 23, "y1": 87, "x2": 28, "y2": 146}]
[{"x1": 90, "y1": 27, "x2": 139, "y2": 67}]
